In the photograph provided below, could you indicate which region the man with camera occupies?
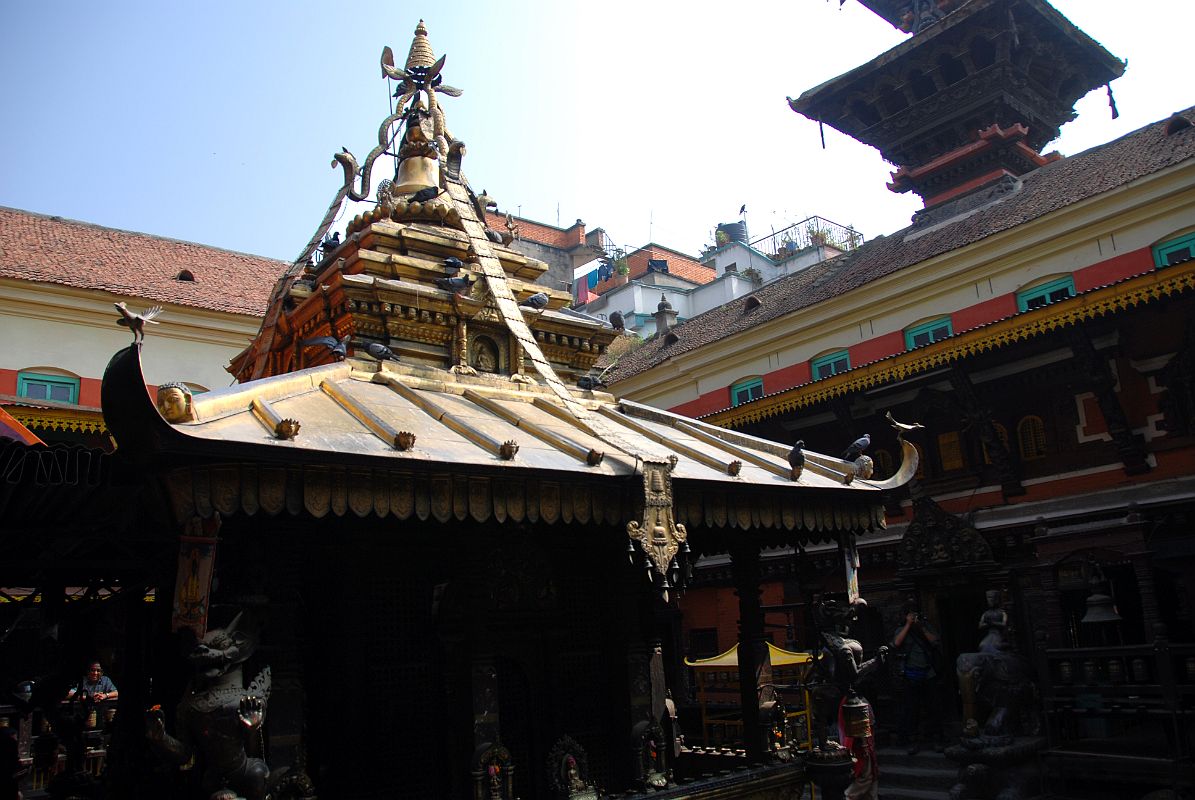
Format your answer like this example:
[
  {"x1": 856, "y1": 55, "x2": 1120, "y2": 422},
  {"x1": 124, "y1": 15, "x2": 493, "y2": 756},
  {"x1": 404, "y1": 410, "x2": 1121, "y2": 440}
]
[{"x1": 892, "y1": 600, "x2": 945, "y2": 755}]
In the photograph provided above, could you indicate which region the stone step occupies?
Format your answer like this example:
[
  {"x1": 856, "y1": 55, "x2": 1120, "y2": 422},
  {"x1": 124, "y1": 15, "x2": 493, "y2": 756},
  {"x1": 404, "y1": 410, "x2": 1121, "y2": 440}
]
[
  {"x1": 881, "y1": 763, "x2": 957, "y2": 791},
  {"x1": 878, "y1": 788, "x2": 951, "y2": 800}
]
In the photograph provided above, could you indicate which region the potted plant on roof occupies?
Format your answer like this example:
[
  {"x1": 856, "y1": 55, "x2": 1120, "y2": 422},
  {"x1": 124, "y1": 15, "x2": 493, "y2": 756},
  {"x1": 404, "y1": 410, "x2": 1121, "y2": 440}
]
[{"x1": 614, "y1": 258, "x2": 630, "y2": 286}]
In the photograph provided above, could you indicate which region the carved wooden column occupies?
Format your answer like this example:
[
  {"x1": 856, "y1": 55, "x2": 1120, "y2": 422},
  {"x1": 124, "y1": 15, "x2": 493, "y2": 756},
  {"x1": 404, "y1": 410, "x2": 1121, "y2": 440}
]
[
  {"x1": 731, "y1": 541, "x2": 773, "y2": 760},
  {"x1": 1064, "y1": 327, "x2": 1150, "y2": 475},
  {"x1": 947, "y1": 367, "x2": 1024, "y2": 497}
]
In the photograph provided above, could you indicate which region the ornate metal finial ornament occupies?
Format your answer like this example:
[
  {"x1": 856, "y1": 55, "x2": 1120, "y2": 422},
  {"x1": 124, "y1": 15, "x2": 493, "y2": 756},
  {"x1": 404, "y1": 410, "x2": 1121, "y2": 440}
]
[{"x1": 626, "y1": 461, "x2": 690, "y2": 601}]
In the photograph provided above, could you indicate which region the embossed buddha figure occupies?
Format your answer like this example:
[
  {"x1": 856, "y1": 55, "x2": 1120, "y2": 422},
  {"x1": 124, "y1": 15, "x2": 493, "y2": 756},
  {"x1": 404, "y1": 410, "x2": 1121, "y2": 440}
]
[{"x1": 156, "y1": 382, "x2": 194, "y2": 423}]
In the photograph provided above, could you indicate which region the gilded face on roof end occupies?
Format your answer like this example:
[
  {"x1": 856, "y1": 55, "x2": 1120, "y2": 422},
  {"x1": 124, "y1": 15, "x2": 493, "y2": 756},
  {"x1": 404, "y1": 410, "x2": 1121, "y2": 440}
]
[{"x1": 156, "y1": 382, "x2": 194, "y2": 423}]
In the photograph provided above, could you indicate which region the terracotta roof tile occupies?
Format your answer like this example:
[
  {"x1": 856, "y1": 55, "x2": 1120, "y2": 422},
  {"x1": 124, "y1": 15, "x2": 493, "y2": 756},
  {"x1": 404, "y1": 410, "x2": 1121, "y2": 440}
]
[
  {"x1": 591, "y1": 244, "x2": 715, "y2": 295},
  {"x1": 605, "y1": 107, "x2": 1195, "y2": 384},
  {"x1": 0, "y1": 207, "x2": 285, "y2": 316}
]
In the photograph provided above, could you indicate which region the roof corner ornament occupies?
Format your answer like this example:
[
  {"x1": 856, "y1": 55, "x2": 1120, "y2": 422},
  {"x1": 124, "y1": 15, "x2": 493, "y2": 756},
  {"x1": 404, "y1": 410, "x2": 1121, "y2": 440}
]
[
  {"x1": 114, "y1": 302, "x2": 163, "y2": 343},
  {"x1": 627, "y1": 461, "x2": 689, "y2": 601}
]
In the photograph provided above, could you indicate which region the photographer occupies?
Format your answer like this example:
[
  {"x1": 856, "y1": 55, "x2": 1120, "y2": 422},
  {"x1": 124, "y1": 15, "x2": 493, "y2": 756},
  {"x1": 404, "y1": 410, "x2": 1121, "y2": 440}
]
[{"x1": 892, "y1": 600, "x2": 944, "y2": 755}]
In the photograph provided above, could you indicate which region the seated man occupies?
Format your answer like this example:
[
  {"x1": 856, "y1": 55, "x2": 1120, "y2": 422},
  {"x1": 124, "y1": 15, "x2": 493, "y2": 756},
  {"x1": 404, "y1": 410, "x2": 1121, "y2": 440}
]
[{"x1": 68, "y1": 661, "x2": 118, "y2": 702}]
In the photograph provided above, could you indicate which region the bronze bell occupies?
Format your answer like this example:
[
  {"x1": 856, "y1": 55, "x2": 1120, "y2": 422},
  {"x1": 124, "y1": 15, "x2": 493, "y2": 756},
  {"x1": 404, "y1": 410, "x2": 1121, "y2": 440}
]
[
  {"x1": 393, "y1": 154, "x2": 439, "y2": 194},
  {"x1": 1080, "y1": 592, "x2": 1122, "y2": 624}
]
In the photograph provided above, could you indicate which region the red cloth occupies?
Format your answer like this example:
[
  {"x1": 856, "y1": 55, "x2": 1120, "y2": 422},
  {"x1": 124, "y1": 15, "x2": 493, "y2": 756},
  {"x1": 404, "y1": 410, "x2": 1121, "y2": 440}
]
[{"x1": 838, "y1": 696, "x2": 878, "y2": 780}]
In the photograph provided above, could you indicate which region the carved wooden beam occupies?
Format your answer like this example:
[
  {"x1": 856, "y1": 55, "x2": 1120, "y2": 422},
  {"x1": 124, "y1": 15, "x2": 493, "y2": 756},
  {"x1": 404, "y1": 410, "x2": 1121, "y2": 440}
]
[
  {"x1": 946, "y1": 367, "x2": 1024, "y2": 497},
  {"x1": 1063, "y1": 328, "x2": 1150, "y2": 475}
]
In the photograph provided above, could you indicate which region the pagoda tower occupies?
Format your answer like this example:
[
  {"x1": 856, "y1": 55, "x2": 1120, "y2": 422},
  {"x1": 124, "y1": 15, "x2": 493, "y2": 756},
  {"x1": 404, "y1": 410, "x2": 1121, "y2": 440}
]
[{"x1": 789, "y1": 0, "x2": 1125, "y2": 213}]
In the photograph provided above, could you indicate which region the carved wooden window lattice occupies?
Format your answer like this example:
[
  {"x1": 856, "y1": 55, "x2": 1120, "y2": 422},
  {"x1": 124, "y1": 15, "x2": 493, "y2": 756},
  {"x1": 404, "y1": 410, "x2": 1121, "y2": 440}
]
[
  {"x1": 1017, "y1": 415, "x2": 1048, "y2": 460},
  {"x1": 873, "y1": 448, "x2": 895, "y2": 479},
  {"x1": 938, "y1": 431, "x2": 965, "y2": 471}
]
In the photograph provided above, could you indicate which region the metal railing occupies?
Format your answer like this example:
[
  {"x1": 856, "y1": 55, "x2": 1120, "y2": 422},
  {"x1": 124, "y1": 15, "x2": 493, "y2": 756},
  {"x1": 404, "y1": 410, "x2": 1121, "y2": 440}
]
[{"x1": 749, "y1": 216, "x2": 863, "y2": 261}]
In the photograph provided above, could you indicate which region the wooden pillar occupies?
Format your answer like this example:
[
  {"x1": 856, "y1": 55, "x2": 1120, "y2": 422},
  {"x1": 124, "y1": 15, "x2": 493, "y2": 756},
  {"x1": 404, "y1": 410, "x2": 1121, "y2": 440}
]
[{"x1": 731, "y1": 542, "x2": 773, "y2": 760}]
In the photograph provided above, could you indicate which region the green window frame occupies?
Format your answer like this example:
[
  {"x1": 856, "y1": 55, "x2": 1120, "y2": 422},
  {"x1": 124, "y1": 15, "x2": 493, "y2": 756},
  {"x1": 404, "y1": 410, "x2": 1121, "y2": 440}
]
[
  {"x1": 17, "y1": 371, "x2": 80, "y2": 404},
  {"x1": 1153, "y1": 232, "x2": 1195, "y2": 268},
  {"x1": 1016, "y1": 276, "x2": 1074, "y2": 312},
  {"x1": 811, "y1": 350, "x2": 850, "y2": 380},
  {"x1": 730, "y1": 377, "x2": 764, "y2": 407},
  {"x1": 904, "y1": 317, "x2": 953, "y2": 349}
]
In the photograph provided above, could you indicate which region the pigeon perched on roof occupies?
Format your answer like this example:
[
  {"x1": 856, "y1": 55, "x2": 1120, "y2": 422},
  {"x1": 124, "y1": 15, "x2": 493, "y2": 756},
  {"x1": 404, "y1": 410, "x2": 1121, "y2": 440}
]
[
  {"x1": 788, "y1": 440, "x2": 805, "y2": 480},
  {"x1": 442, "y1": 256, "x2": 464, "y2": 274},
  {"x1": 842, "y1": 433, "x2": 871, "y2": 462},
  {"x1": 436, "y1": 275, "x2": 474, "y2": 294},
  {"x1": 410, "y1": 186, "x2": 440, "y2": 203},
  {"x1": 114, "y1": 302, "x2": 163, "y2": 342},
  {"x1": 301, "y1": 335, "x2": 350, "y2": 361},
  {"x1": 609, "y1": 311, "x2": 625, "y2": 331},
  {"x1": 321, "y1": 232, "x2": 340, "y2": 252},
  {"x1": 365, "y1": 342, "x2": 400, "y2": 362},
  {"x1": 484, "y1": 229, "x2": 505, "y2": 244},
  {"x1": 577, "y1": 376, "x2": 606, "y2": 391},
  {"x1": 519, "y1": 292, "x2": 549, "y2": 310}
]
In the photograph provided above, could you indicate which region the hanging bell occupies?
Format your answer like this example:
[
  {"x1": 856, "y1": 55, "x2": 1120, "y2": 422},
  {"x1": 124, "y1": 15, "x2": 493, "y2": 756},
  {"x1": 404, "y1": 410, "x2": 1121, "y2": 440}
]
[
  {"x1": 627, "y1": 539, "x2": 638, "y2": 565},
  {"x1": 1081, "y1": 592, "x2": 1122, "y2": 624}
]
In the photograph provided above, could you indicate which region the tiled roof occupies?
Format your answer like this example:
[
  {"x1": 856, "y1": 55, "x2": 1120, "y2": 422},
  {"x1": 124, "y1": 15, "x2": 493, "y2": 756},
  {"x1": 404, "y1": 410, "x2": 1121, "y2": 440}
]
[
  {"x1": 0, "y1": 207, "x2": 285, "y2": 316},
  {"x1": 605, "y1": 108, "x2": 1195, "y2": 384}
]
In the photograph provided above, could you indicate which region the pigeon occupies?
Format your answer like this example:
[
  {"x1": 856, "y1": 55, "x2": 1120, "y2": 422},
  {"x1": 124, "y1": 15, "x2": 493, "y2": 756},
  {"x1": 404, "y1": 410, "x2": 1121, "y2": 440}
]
[
  {"x1": 442, "y1": 256, "x2": 464, "y2": 274},
  {"x1": 788, "y1": 440, "x2": 805, "y2": 477},
  {"x1": 365, "y1": 342, "x2": 400, "y2": 362},
  {"x1": 842, "y1": 433, "x2": 871, "y2": 462},
  {"x1": 519, "y1": 292, "x2": 549, "y2": 310},
  {"x1": 301, "y1": 335, "x2": 350, "y2": 361},
  {"x1": 114, "y1": 302, "x2": 163, "y2": 342},
  {"x1": 410, "y1": 186, "x2": 440, "y2": 203},
  {"x1": 609, "y1": 311, "x2": 625, "y2": 331},
  {"x1": 484, "y1": 228, "x2": 505, "y2": 244},
  {"x1": 321, "y1": 232, "x2": 340, "y2": 252},
  {"x1": 577, "y1": 376, "x2": 606, "y2": 391},
  {"x1": 436, "y1": 275, "x2": 474, "y2": 294}
]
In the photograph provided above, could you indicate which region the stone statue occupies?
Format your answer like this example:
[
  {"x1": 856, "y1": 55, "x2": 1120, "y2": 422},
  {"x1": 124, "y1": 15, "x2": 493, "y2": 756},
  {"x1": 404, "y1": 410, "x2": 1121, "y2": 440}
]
[
  {"x1": 146, "y1": 612, "x2": 272, "y2": 800},
  {"x1": 956, "y1": 591, "x2": 1035, "y2": 739},
  {"x1": 156, "y1": 382, "x2": 195, "y2": 423}
]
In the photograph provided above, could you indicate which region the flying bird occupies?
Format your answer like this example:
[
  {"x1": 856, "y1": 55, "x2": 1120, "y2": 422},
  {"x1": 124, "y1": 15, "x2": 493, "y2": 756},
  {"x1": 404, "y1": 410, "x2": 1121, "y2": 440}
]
[
  {"x1": 609, "y1": 311, "x2": 625, "y2": 331},
  {"x1": 365, "y1": 342, "x2": 400, "y2": 362},
  {"x1": 842, "y1": 433, "x2": 871, "y2": 462},
  {"x1": 442, "y1": 256, "x2": 464, "y2": 274},
  {"x1": 436, "y1": 275, "x2": 474, "y2": 294},
  {"x1": 519, "y1": 292, "x2": 549, "y2": 310},
  {"x1": 114, "y1": 302, "x2": 163, "y2": 342},
  {"x1": 301, "y1": 335, "x2": 350, "y2": 361},
  {"x1": 411, "y1": 186, "x2": 440, "y2": 203},
  {"x1": 788, "y1": 439, "x2": 805, "y2": 479}
]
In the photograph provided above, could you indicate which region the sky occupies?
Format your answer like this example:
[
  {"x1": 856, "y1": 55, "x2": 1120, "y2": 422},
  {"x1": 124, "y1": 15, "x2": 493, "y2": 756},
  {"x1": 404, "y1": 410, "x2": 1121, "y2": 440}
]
[{"x1": 2, "y1": 1, "x2": 1193, "y2": 265}]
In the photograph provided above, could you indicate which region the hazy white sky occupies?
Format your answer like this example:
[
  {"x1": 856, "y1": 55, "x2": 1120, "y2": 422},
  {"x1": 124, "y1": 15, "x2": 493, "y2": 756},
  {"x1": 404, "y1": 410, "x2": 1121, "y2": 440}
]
[{"x1": 2, "y1": 1, "x2": 1191, "y2": 263}]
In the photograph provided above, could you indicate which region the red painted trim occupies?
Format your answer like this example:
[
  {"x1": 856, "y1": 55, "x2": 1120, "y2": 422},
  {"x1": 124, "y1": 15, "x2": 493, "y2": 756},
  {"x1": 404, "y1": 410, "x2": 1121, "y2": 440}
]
[
  {"x1": 765, "y1": 362, "x2": 811, "y2": 393},
  {"x1": 922, "y1": 169, "x2": 1015, "y2": 207},
  {"x1": 670, "y1": 391, "x2": 726, "y2": 417},
  {"x1": 850, "y1": 331, "x2": 904, "y2": 367},
  {"x1": 952, "y1": 295, "x2": 1018, "y2": 334},
  {"x1": 0, "y1": 371, "x2": 15, "y2": 396},
  {"x1": 1075, "y1": 248, "x2": 1151, "y2": 291}
]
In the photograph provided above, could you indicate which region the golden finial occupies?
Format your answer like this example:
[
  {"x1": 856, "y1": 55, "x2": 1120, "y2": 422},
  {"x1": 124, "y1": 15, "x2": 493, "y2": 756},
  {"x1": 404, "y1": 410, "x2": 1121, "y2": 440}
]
[{"x1": 406, "y1": 20, "x2": 435, "y2": 71}]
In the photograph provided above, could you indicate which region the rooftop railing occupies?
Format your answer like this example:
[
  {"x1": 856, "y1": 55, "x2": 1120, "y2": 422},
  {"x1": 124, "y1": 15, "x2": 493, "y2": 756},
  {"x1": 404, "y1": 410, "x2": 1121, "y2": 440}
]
[{"x1": 749, "y1": 216, "x2": 863, "y2": 261}]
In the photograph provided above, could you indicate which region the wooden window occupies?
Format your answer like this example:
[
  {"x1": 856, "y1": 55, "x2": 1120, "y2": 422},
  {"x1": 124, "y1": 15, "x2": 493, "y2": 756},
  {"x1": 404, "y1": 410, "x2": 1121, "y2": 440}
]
[
  {"x1": 904, "y1": 317, "x2": 953, "y2": 349},
  {"x1": 1152, "y1": 232, "x2": 1195, "y2": 268},
  {"x1": 17, "y1": 371, "x2": 79, "y2": 404},
  {"x1": 982, "y1": 423, "x2": 1010, "y2": 464},
  {"x1": 937, "y1": 431, "x2": 965, "y2": 471},
  {"x1": 730, "y1": 377, "x2": 764, "y2": 407},
  {"x1": 811, "y1": 350, "x2": 850, "y2": 381},
  {"x1": 1016, "y1": 276, "x2": 1075, "y2": 312},
  {"x1": 688, "y1": 628, "x2": 719, "y2": 660},
  {"x1": 873, "y1": 448, "x2": 894, "y2": 479},
  {"x1": 1017, "y1": 416, "x2": 1047, "y2": 460}
]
